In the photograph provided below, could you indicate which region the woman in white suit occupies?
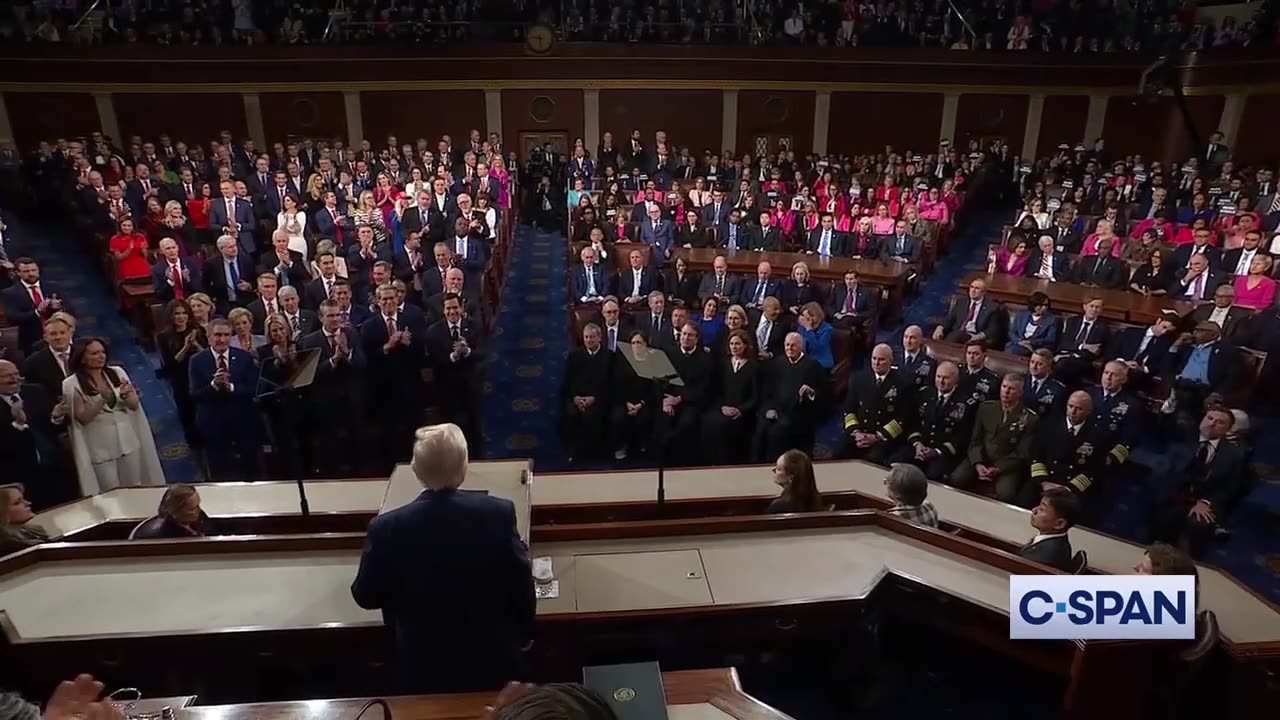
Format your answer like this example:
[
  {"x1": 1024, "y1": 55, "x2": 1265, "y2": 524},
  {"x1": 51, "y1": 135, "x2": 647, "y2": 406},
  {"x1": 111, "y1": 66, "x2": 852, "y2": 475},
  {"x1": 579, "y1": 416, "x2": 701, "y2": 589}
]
[
  {"x1": 64, "y1": 337, "x2": 165, "y2": 496},
  {"x1": 276, "y1": 193, "x2": 309, "y2": 258}
]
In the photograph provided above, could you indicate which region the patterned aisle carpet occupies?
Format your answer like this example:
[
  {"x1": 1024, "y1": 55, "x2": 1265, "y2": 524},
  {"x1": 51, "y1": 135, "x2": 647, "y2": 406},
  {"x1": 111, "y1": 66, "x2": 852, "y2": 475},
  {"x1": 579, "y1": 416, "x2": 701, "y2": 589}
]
[{"x1": 7, "y1": 215, "x2": 200, "y2": 482}]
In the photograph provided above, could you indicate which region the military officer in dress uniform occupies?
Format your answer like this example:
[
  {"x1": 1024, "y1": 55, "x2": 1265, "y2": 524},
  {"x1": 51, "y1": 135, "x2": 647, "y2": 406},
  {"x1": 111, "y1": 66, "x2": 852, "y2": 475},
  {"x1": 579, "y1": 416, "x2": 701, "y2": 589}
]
[
  {"x1": 951, "y1": 373, "x2": 1039, "y2": 502},
  {"x1": 1088, "y1": 361, "x2": 1142, "y2": 467},
  {"x1": 842, "y1": 343, "x2": 913, "y2": 463},
  {"x1": 891, "y1": 361, "x2": 976, "y2": 482},
  {"x1": 957, "y1": 340, "x2": 1000, "y2": 405},
  {"x1": 1022, "y1": 391, "x2": 1106, "y2": 512},
  {"x1": 898, "y1": 324, "x2": 938, "y2": 396},
  {"x1": 1023, "y1": 349, "x2": 1066, "y2": 418}
]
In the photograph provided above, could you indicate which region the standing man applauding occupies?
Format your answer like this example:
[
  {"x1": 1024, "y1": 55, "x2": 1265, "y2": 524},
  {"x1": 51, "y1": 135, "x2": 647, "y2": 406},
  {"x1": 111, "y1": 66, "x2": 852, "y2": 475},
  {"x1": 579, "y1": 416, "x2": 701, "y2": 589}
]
[{"x1": 352, "y1": 423, "x2": 534, "y2": 694}]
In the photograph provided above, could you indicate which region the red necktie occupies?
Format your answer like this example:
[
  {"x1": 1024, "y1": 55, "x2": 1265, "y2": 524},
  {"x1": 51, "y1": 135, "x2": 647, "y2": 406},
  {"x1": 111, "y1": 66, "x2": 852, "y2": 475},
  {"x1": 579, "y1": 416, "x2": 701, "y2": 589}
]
[
  {"x1": 217, "y1": 354, "x2": 228, "y2": 373},
  {"x1": 29, "y1": 285, "x2": 43, "y2": 307},
  {"x1": 844, "y1": 287, "x2": 855, "y2": 313},
  {"x1": 966, "y1": 302, "x2": 977, "y2": 323},
  {"x1": 171, "y1": 263, "x2": 185, "y2": 299},
  {"x1": 280, "y1": 188, "x2": 286, "y2": 205}
]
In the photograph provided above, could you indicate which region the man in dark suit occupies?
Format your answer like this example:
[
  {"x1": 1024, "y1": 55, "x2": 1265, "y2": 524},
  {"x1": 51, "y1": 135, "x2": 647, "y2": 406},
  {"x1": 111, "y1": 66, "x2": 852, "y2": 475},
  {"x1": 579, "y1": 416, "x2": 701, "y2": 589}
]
[
  {"x1": 0, "y1": 359, "x2": 72, "y2": 509},
  {"x1": 1173, "y1": 227, "x2": 1222, "y2": 271},
  {"x1": 151, "y1": 238, "x2": 203, "y2": 304},
  {"x1": 299, "y1": 299, "x2": 368, "y2": 472},
  {"x1": 1148, "y1": 407, "x2": 1248, "y2": 557},
  {"x1": 189, "y1": 319, "x2": 260, "y2": 481},
  {"x1": 702, "y1": 190, "x2": 732, "y2": 237},
  {"x1": 752, "y1": 331, "x2": 827, "y2": 461},
  {"x1": 826, "y1": 269, "x2": 877, "y2": 335},
  {"x1": 1170, "y1": 253, "x2": 1224, "y2": 303},
  {"x1": 420, "y1": 242, "x2": 455, "y2": 301},
  {"x1": 573, "y1": 246, "x2": 611, "y2": 305},
  {"x1": 717, "y1": 210, "x2": 747, "y2": 251},
  {"x1": 425, "y1": 177, "x2": 457, "y2": 244},
  {"x1": 1108, "y1": 311, "x2": 1178, "y2": 391},
  {"x1": 950, "y1": 373, "x2": 1039, "y2": 502},
  {"x1": 21, "y1": 315, "x2": 72, "y2": 398},
  {"x1": 1190, "y1": 284, "x2": 1251, "y2": 340},
  {"x1": 1047, "y1": 214, "x2": 1082, "y2": 253},
  {"x1": 637, "y1": 291, "x2": 671, "y2": 345},
  {"x1": 1024, "y1": 235, "x2": 1071, "y2": 282},
  {"x1": 258, "y1": 230, "x2": 311, "y2": 291},
  {"x1": 890, "y1": 361, "x2": 974, "y2": 482},
  {"x1": 1023, "y1": 350, "x2": 1066, "y2": 417},
  {"x1": 1070, "y1": 238, "x2": 1127, "y2": 289},
  {"x1": 400, "y1": 191, "x2": 434, "y2": 237},
  {"x1": 736, "y1": 261, "x2": 780, "y2": 312},
  {"x1": 330, "y1": 280, "x2": 372, "y2": 330},
  {"x1": 1165, "y1": 321, "x2": 1241, "y2": 432},
  {"x1": 750, "y1": 297, "x2": 789, "y2": 360},
  {"x1": 303, "y1": 251, "x2": 344, "y2": 312},
  {"x1": 1, "y1": 258, "x2": 62, "y2": 352},
  {"x1": 1222, "y1": 230, "x2": 1267, "y2": 279},
  {"x1": 560, "y1": 323, "x2": 614, "y2": 462},
  {"x1": 446, "y1": 217, "x2": 489, "y2": 285},
  {"x1": 313, "y1": 191, "x2": 352, "y2": 245},
  {"x1": 392, "y1": 231, "x2": 429, "y2": 301},
  {"x1": 204, "y1": 235, "x2": 257, "y2": 314},
  {"x1": 616, "y1": 247, "x2": 657, "y2": 307},
  {"x1": 347, "y1": 229, "x2": 394, "y2": 304},
  {"x1": 842, "y1": 344, "x2": 913, "y2": 463},
  {"x1": 277, "y1": 286, "x2": 320, "y2": 340},
  {"x1": 208, "y1": 180, "x2": 257, "y2": 256},
  {"x1": 592, "y1": 298, "x2": 633, "y2": 353},
  {"x1": 124, "y1": 163, "x2": 161, "y2": 219},
  {"x1": 806, "y1": 213, "x2": 845, "y2": 258},
  {"x1": 638, "y1": 203, "x2": 675, "y2": 267},
  {"x1": 696, "y1": 255, "x2": 741, "y2": 306},
  {"x1": 425, "y1": 268, "x2": 480, "y2": 325},
  {"x1": 426, "y1": 294, "x2": 485, "y2": 451},
  {"x1": 934, "y1": 277, "x2": 1004, "y2": 349},
  {"x1": 1017, "y1": 489, "x2": 1082, "y2": 572},
  {"x1": 447, "y1": 194, "x2": 491, "y2": 242},
  {"x1": 745, "y1": 211, "x2": 782, "y2": 252},
  {"x1": 880, "y1": 220, "x2": 922, "y2": 264},
  {"x1": 361, "y1": 284, "x2": 427, "y2": 465},
  {"x1": 351, "y1": 422, "x2": 534, "y2": 693},
  {"x1": 1054, "y1": 297, "x2": 1110, "y2": 384}
]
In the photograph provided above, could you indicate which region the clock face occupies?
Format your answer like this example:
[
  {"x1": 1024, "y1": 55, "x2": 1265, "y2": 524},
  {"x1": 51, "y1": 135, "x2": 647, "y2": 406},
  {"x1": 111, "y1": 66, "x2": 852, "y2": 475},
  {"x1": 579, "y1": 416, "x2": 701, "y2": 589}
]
[{"x1": 527, "y1": 25, "x2": 553, "y2": 53}]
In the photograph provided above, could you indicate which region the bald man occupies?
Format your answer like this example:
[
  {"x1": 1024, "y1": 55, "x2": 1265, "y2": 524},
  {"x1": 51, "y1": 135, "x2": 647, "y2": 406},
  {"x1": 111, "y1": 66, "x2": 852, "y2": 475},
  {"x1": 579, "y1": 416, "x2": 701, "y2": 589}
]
[
  {"x1": 753, "y1": 331, "x2": 827, "y2": 461},
  {"x1": 841, "y1": 343, "x2": 913, "y2": 463},
  {"x1": 897, "y1": 325, "x2": 937, "y2": 393},
  {"x1": 1088, "y1": 361, "x2": 1142, "y2": 466},
  {"x1": 1023, "y1": 391, "x2": 1105, "y2": 510},
  {"x1": 0, "y1": 359, "x2": 70, "y2": 507},
  {"x1": 892, "y1": 360, "x2": 975, "y2": 482}
]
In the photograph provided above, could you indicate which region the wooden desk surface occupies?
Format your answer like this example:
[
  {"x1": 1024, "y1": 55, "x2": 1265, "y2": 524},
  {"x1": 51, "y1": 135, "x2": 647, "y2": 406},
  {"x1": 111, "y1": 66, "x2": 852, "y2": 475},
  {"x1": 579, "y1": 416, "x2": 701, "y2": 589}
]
[
  {"x1": 180, "y1": 669, "x2": 787, "y2": 720},
  {"x1": 678, "y1": 247, "x2": 910, "y2": 285},
  {"x1": 960, "y1": 271, "x2": 1192, "y2": 324}
]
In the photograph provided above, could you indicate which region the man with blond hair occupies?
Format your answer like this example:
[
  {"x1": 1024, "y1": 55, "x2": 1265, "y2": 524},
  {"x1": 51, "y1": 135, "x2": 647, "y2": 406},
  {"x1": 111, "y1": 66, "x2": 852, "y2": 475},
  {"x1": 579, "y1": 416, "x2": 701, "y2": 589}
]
[{"x1": 352, "y1": 423, "x2": 534, "y2": 694}]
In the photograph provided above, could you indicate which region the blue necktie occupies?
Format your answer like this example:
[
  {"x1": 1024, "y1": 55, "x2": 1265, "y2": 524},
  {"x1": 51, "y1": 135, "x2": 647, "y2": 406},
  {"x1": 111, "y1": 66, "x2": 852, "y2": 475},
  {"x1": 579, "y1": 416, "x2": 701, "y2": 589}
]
[
  {"x1": 228, "y1": 261, "x2": 239, "y2": 301},
  {"x1": 729, "y1": 225, "x2": 737, "y2": 250},
  {"x1": 820, "y1": 230, "x2": 831, "y2": 256},
  {"x1": 754, "y1": 281, "x2": 765, "y2": 304}
]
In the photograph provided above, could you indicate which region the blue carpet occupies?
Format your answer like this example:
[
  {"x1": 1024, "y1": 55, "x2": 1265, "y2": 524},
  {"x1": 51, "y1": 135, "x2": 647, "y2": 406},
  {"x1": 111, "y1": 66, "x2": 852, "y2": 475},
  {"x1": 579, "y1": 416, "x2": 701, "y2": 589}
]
[{"x1": 7, "y1": 216, "x2": 200, "y2": 482}]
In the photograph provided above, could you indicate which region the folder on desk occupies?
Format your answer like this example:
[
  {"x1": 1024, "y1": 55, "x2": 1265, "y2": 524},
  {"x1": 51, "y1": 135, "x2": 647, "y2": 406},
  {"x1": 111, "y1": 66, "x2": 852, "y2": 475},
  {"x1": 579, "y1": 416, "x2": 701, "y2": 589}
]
[{"x1": 583, "y1": 661, "x2": 668, "y2": 720}]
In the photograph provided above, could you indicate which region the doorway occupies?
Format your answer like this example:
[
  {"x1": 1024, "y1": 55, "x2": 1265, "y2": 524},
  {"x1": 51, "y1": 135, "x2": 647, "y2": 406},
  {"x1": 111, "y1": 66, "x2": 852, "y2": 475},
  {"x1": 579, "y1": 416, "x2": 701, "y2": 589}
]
[{"x1": 520, "y1": 132, "x2": 570, "y2": 160}]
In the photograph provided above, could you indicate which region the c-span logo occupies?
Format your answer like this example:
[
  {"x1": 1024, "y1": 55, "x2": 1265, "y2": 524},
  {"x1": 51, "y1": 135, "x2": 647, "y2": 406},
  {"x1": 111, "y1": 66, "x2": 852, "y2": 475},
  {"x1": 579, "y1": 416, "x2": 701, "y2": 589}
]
[{"x1": 1010, "y1": 575, "x2": 1196, "y2": 640}]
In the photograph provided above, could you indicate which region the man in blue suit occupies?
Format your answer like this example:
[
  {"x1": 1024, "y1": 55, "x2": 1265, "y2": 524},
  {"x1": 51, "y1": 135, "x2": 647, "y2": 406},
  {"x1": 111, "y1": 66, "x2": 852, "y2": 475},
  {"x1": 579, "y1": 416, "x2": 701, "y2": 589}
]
[
  {"x1": 189, "y1": 318, "x2": 260, "y2": 480},
  {"x1": 638, "y1": 202, "x2": 674, "y2": 267},
  {"x1": 208, "y1": 180, "x2": 257, "y2": 256},
  {"x1": 314, "y1": 191, "x2": 352, "y2": 246},
  {"x1": 124, "y1": 163, "x2": 162, "y2": 220},
  {"x1": 573, "y1": 246, "x2": 611, "y2": 305},
  {"x1": 807, "y1": 213, "x2": 846, "y2": 257},
  {"x1": 701, "y1": 189, "x2": 731, "y2": 236},
  {"x1": 203, "y1": 235, "x2": 257, "y2": 314},
  {"x1": 737, "y1": 261, "x2": 780, "y2": 311},
  {"x1": 879, "y1": 219, "x2": 921, "y2": 263},
  {"x1": 352, "y1": 423, "x2": 534, "y2": 693}
]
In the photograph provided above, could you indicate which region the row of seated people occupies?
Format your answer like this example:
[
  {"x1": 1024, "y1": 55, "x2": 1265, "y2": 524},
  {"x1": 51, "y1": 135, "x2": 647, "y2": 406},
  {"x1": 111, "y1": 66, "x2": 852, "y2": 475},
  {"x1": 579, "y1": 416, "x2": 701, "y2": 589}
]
[
  {"x1": 997, "y1": 208, "x2": 1277, "y2": 308},
  {"x1": 843, "y1": 318, "x2": 1254, "y2": 558}
]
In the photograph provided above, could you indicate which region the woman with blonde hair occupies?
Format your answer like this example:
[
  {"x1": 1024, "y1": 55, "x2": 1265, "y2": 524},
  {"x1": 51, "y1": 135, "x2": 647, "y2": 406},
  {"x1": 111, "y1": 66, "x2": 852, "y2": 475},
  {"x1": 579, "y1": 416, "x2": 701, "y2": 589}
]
[
  {"x1": 351, "y1": 190, "x2": 388, "y2": 244},
  {"x1": 227, "y1": 307, "x2": 264, "y2": 355},
  {"x1": 186, "y1": 292, "x2": 216, "y2": 331},
  {"x1": 155, "y1": 199, "x2": 194, "y2": 253},
  {"x1": 781, "y1": 261, "x2": 820, "y2": 317},
  {"x1": 0, "y1": 484, "x2": 49, "y2": 556}
]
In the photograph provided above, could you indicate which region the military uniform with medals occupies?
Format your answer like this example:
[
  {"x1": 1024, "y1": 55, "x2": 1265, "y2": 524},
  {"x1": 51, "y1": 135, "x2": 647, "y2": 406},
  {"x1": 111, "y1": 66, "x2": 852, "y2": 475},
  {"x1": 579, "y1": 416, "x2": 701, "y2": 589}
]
[
  {"x1": 1022, "y1": 417, "x2": 1106, "y2": 510},
  {"x1": 841, "y1": 368, "x2": 913, "y2": 464},
  {"x1": 1088, "y1": 387, "x2": 1142, "y2": 466},
  {"x1": 958, "y1": 364, "x2": 1000, "y2": 405},
  {"x1": 891, "y1": 387, "x2": 977, "y2": 481},
  {"x1": 1023, "y1": 374, "x2": 1066, "y2": 418},
  {"x1": 950, "y1": 400, "x2": 1039, "y2": 503},
  {"x1": 897, "y1": 349, "x2": 937, "y2": 397}
]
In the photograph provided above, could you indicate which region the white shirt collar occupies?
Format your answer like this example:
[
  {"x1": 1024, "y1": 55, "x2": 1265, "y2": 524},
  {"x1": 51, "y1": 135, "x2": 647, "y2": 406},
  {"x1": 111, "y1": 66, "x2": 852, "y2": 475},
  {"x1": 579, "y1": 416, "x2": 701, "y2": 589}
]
[{"x1": 1030, "y1": 531, "x2": 1069, "y2": 544}]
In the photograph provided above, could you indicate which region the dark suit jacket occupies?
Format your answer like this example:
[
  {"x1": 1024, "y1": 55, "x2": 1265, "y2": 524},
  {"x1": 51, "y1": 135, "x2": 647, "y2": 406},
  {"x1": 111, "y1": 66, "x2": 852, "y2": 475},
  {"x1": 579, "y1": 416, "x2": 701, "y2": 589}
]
[
  {"x1": 1165, "y1": 439, "x2": 1248, "y2": 516},
  {"x1": 1046, "y1": 226, "x2": 1083, "y2": 253},
  {"x1": 1221, "y1": 247, "x2": 1269, "y2": 277},
  {"x1": 0, "y1": 383, "x2": 62, "y2": 496},
  {"x1": 1018, "y1": 535, "x2": 1074, "y2": 572},
  {"x1": 1173, "y1": 244, "x2": 1222, "y2": 271},
  {"x1": 616, "y1": 266, "x2": 657, "y2": 301},
  {"x1": 748, "y1": 312, "x2": 791, "y2": 357},
  {"x1": 1107, "y1": 326, "x2": 1174, "y2": 375},
  {"x1": 736, "y1": 277, "x2": 781, "y2": 308},
  {"x1": 150, "y1": 258, "x2": 204, "y2": 304},
  {"x1": 300, "y1": 327, "x2": 368, "y2": 397},
  {"x1": 697, "y1": 273, "x2": 742, "y2": 303},
  {"x1": 399, "y1": 206, "x2": 431, "y2": 237},
  {"x1": 572, "y1": 265, "x2": 612, "y2": 302},
  {"x1": 826, "y1": 283, "x2": 876, "y2": 321},
  {"x1": 879, "y1": 234, "x2": 921, "y2": 263},
  {"x1": 1169, "y1": 267, "x2": 1225, "y2": 301},
  {"x1": 745, "y1": 225, "x2": 782, "y2": 252},
  {"x1": 1190, "y1": 303, "x2": 1252, "y2": 341},
  {"x1": 940, "y1": 297, "x2": 1004, "y2": 344},
  {"x1": 1, "y1": 283, "x2": 46, "y2": 351},
  {"x1": 446, "y1": 234, "x2": 489, "y2": 276},
  {"x1": 21, "y1": 348, "x2": 68, "y2": 398},
  {"x1": 258, "y1": 251, "x2": 311, "y2": 290},
  {"x1": 207, "y1": 198, "x2": 257, "y2": 254},
  {"x1": 1166, "y1": 340, "x2": 1241, "y2": 393},
  {"x1": 1070, "y1": 254, "x2": 1127, "y2": 289},
  {"x1": 203, "y1": 255, "x2": 257, "y2": 311},
  {"x1": 1022, "y1": 250, "x2": 1071, "y2": 281},
  {"x1": 314, "y1": 206, "x2": 352, "y2": 242},
  {"x1": 1056, "y1": 316, "x2": 1110, "y2": 357},
  {"x1": 806, "y1": 227, "x2": 846, "y2": 256},
  {"x1": 188, "y1": 347, "x2": 258, "y2": 436},
  {"x1": 351, "y1": 488, "x2": 534, "y2": 692}
]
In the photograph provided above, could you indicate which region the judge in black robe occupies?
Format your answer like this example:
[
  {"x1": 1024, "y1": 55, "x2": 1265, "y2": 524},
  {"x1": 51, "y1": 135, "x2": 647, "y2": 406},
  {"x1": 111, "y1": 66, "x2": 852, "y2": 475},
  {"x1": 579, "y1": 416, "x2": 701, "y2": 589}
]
[
  {"x1": 560, "y1": 325, "x2": 614, "y2": 461},
  {"x1": 699, "y1": 330, "x2": 760, "y2": 465},
  {"x1": 608, "y1": 330, "x2": 657, "y2": 460},
  {"x1": 657, "y1": 324, "x2": 715, "y2": 465},
  {"x1": 752, "y1": 332, "x2": 828, "y2": 462}
]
